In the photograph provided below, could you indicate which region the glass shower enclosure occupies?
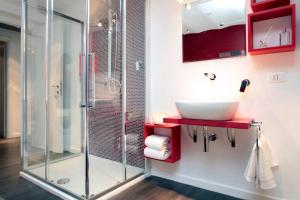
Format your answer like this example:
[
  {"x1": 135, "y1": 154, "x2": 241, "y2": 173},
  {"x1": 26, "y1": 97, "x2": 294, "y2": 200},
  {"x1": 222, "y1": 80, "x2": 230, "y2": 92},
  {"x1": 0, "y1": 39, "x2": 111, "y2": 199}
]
[{"x1": 20, "y1": 0, "x2": 146, "y2": 199}]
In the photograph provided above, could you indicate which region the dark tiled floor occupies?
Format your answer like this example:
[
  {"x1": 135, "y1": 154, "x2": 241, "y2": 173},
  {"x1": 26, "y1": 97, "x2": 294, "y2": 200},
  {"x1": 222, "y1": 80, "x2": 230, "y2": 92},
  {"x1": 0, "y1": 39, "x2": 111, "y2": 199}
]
[
  {"x1": 110, "y1": 176, "x2": 242, "y2": 200},
  {"x1": 0, "y1": 137, "x2": 242, "y2": 200},
  {"x1": 0, "y1": 137, "x2": 60, "y2": 200}
]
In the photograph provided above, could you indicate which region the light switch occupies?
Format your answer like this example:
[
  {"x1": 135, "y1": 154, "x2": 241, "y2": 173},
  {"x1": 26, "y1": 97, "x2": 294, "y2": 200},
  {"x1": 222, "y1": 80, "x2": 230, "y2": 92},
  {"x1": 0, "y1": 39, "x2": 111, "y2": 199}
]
[{"x1": 268, "y1": 72, "x2": 287, "y2": 83}]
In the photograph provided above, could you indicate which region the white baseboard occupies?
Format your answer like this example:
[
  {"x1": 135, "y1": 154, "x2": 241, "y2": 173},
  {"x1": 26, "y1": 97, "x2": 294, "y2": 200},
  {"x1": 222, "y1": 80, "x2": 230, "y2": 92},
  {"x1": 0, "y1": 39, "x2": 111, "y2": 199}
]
[
  {"x1": 6, "y1": 132, "x2": 21, "y2": 138},
  {"x1": 151, "y1": 170, "x2": 284, "y2": 200},
  {"x1": 68, "y1": 146, "x2": 81, "y2": 154}
]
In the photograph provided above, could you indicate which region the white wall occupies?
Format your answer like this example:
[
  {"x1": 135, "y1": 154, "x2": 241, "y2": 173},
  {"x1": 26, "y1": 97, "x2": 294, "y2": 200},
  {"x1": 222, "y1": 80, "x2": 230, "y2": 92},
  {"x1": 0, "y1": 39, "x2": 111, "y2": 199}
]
[
  {"x1": 0, "y1": 0, "x2": 21, "y2": 28},
  {"x1": 0, "y1": 28, "x2": 21, "y2": 138},
  {"x1": 0, "y1": 0, "x2": 21, "y2": 138},
  {"x1": 146, "y1": 0, "x2": 300, "y2": 199}
]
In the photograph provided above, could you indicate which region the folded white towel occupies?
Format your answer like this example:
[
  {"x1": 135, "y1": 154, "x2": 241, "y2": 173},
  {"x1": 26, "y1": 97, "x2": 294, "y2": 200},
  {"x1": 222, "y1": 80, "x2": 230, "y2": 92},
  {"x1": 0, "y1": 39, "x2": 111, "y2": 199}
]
[
  {"x1": 144, "y1": 147, "x2": 171, "y2": 160},
  {"x1": 244, "y1": 134, "x2": 278, "y2": 190},
  {"x1": 145, "y1": 135, "x2": 169, "y2": 151}
]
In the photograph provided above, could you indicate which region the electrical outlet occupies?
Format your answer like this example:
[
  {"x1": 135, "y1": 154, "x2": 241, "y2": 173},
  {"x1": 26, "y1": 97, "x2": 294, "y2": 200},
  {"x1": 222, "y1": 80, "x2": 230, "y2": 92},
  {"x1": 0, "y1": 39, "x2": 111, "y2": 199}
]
[{"x1": 268, "y1": 72, "x2": 287, "y2": 83}]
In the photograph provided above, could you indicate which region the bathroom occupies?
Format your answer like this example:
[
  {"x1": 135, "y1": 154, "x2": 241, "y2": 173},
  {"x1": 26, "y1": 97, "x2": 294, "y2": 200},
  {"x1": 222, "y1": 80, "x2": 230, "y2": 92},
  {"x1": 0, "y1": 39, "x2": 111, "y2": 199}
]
[{"x1": 0, "y1": 0, "x2": 299, "y2": 199}]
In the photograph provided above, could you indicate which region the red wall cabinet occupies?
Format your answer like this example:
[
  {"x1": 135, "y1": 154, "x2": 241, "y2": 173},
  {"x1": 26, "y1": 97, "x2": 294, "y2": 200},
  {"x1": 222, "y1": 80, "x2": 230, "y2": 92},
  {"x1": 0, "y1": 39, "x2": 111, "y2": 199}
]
[
  {"x1": 248, "y1": 4, "x2": 296, "y2": 55},
  {"x1": 251, "y1": 0, "x2": 290, "y2": 12}
]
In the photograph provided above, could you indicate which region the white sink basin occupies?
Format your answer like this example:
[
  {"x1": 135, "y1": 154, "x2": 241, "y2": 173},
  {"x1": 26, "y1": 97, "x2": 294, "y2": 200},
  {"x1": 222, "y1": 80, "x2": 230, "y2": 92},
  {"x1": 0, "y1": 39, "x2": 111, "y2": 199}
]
[{"x1": 175, "y1": 100, "x2": 239, "y2": 121}]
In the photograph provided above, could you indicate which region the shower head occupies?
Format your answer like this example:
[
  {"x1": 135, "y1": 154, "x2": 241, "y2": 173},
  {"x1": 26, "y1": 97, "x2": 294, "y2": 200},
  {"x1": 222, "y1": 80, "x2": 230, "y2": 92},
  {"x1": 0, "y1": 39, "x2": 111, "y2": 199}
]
[
  {"x1": 96, "y1": 14, "x2": 117, "y2": 30},
  {"x1": 97, "y1": 19, "x2": 109, "y2": 30}
]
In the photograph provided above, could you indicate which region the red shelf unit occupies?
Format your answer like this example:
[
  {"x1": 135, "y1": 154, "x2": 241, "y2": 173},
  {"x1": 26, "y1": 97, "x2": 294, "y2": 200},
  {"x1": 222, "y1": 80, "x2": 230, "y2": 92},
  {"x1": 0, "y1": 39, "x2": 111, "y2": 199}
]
[
  {"x1": 163, "y1": 117, "x2": 254, "y2": 130},
  {"x1": 248, "y1": 4, "x2": 296, "y2": 55},
  {"x1": 144, "y1": 124, "x2": 181, "y2": 163},
  {"x1": 251, "y1": 0, "x2": 290, "y2": 12}
]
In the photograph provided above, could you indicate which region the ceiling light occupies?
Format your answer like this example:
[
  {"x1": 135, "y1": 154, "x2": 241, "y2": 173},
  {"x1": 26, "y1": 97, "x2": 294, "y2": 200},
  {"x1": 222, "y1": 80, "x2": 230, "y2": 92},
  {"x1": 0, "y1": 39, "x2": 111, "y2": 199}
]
[
  {"x1": 185, "y1": 3, "x2": 191, "y2": 10},
  {"x1": 97, "y1": 21, "x2": 103, "y2": 27},
  {"x1": 177, "y1": 0, "x2": 184, "y2": 4}
]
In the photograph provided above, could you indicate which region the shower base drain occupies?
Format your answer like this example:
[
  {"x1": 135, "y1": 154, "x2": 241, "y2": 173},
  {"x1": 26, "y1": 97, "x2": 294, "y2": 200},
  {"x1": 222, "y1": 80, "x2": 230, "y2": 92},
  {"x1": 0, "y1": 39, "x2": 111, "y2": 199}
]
[{"x1": 57, "y1": 178, "x2": 70, "y2": 185}]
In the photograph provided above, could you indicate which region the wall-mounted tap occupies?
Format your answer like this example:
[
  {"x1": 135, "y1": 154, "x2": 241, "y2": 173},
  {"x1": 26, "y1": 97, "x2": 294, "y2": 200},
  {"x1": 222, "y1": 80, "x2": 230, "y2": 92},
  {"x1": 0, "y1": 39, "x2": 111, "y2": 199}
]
[
  {"x1": 240, "y1": 79, "x2": 250, "y2": 93},
  {"x1": 204, "y1": 73, "x2": 216, "y2": 80}
]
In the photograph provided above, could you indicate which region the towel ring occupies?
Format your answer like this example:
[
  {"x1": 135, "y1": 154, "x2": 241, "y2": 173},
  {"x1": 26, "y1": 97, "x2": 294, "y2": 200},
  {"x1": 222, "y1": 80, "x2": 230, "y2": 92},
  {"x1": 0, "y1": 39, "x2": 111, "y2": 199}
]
[{"x1": 251, "y1": 121, "x2": 262, "y2": 141}]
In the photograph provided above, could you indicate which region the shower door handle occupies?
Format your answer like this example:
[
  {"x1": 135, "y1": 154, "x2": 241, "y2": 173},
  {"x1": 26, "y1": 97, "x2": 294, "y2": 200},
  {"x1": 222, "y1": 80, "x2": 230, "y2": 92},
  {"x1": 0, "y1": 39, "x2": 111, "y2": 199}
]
[{"x1": 88, "y1": 53, "x2": 96, "y2": 108}]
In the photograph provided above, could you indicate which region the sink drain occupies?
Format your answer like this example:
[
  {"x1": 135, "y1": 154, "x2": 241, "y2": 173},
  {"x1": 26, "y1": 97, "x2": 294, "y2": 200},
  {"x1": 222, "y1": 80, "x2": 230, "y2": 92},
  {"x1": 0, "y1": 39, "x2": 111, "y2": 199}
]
[{"x1": 57, "y1": 178, "x2": 70, "y2": 185}]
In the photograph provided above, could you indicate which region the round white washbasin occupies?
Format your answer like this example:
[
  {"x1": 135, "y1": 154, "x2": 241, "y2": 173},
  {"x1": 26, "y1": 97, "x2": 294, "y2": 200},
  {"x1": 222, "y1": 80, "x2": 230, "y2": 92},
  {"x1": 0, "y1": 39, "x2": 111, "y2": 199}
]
[{"x1": 175, "y1": 100, "x2": 240, "y2": 121}]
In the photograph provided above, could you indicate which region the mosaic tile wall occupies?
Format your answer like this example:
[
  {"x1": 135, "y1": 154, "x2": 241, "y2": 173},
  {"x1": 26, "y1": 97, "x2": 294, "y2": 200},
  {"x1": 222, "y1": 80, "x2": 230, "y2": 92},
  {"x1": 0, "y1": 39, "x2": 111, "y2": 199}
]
[{"x1": 88, "y1": 0, "x2": 145, "y2": 169}]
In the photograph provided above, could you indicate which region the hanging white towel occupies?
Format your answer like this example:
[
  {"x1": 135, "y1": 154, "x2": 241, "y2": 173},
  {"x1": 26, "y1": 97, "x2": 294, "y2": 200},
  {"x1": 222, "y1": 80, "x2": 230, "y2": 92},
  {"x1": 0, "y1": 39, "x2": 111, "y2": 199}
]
[
  {"x1": 144, "y1": 147, "x2": 171, "y2": 160},
  {"x1": 244, "y1": 134, "x2": 278, "y2": 190},
  {"x1": 260, "y1": 134, "x2": 278, "y2": 168},
  {"x1": 145, "y1": 135, "x2": 169, "y2": 151},
  {"x1": 244, "y1": 144, "x2": 257, "y2": 183}
]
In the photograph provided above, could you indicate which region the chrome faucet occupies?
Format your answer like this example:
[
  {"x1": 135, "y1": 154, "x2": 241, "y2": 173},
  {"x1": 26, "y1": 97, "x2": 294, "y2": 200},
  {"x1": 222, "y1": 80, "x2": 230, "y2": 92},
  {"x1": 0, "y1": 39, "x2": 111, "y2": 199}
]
[{"x1": 204, "y1": 73, "x2": 216, "y2": 80}]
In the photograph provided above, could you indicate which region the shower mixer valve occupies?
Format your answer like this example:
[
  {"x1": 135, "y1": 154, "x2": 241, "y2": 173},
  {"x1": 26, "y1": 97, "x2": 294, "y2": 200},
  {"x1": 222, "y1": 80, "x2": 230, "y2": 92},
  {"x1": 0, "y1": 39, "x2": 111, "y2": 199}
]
[
  {"x1": 135, "y1": 60, "x2": 144, "y2": 71},
  {"x1": 51, "y1": 83, "x2": 62, "y2": 98}
]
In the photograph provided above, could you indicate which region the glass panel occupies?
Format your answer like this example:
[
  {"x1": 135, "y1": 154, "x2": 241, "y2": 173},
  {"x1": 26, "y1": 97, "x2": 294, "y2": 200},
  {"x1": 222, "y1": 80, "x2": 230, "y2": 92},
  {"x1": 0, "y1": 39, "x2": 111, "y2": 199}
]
[
  {"x1": 47, "y1": 0, "x2": 86, "y2": 197},
  {"x1": 125, "y1": 0, "x2": 145, "y2": 179},
  {"x1": 88, "y1": 0, "x2": 124, "y2": 196},
  {"x1": 23, "y1": 0, "x2": 47, "y2": 178}
]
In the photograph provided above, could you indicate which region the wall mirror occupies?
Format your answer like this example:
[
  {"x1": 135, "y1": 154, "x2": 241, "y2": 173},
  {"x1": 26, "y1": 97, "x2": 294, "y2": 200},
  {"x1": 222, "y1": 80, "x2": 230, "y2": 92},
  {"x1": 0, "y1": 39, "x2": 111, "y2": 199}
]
[{"x1": 181, "y1": 0, "x2": 247, "y2": 62}]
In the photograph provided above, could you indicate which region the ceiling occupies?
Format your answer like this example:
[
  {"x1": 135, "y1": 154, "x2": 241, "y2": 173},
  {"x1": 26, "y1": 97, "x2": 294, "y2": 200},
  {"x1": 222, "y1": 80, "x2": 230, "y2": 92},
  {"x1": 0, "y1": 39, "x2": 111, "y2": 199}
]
[{"x1": 182, "y1": 0, "x2": 246, "y2": 34}]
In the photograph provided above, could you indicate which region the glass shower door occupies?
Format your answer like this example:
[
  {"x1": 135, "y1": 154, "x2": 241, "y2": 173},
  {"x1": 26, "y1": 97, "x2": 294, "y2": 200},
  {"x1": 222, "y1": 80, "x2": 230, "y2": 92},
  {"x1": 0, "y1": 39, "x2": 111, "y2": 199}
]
[
  {"x1": 86, "y1": 0, "x2": 145, "y2": 197},
  {"x1": 22, "y1": 0, "x2": 87, "y2": 197},
  {"x1": 47, "y1": 0, "x2": 87, "y2": 197},
  {"x1": 22, "y1": 0, "x2": 47, "y2": 178},
  {"x1": 86, "y1": 0, "x2": 125, "y2": 196}
]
